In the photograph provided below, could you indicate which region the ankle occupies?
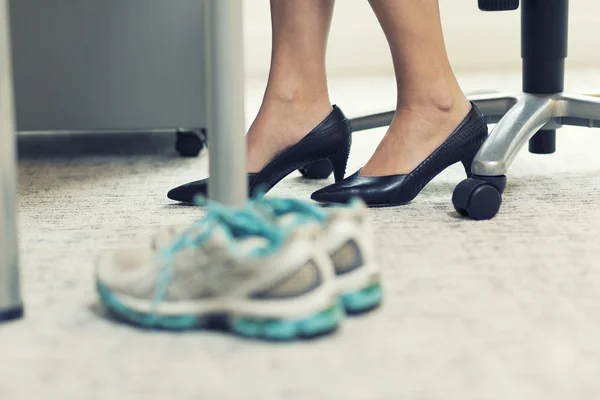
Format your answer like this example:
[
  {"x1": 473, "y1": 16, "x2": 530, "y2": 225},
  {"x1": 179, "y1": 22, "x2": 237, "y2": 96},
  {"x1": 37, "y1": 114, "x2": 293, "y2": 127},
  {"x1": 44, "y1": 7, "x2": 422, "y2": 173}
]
[
  {"x1": 396, "y1": 94, "x2": 470, "y2": 124},
  {"x1": 389, "y1": 89, "x2": 471, "y2": 145},
  {"x1": 257, "y1": 89, "x2": 333, "y2": 129},
  {"x1": 264, "y1": 79, "x2": 330, "y2": 106},
  {"x1": 396, "y1": 77, "x2": 470, "y2": 117}
]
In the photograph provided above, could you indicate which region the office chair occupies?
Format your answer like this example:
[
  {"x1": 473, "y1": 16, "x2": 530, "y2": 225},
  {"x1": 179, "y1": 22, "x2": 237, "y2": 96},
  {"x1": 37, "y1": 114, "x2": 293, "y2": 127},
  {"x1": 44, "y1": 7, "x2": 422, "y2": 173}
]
[{"x1": 335, "y1": 0, "x2": 600, "y2": 220}]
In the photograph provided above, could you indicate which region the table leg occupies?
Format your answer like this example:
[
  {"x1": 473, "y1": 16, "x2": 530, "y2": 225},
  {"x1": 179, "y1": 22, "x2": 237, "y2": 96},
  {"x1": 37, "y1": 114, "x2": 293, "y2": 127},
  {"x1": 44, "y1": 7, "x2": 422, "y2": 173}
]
[
  {"x1": 0, "y1": 0, "x2": 23, "y2": 322},
  {"x1": 203, "y1": 0, "x2": 247, "y2": 206}
]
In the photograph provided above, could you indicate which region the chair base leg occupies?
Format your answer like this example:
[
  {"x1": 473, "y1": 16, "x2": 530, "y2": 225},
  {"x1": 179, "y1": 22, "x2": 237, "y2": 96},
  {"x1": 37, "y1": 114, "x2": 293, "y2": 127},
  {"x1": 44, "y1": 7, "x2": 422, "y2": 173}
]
[{"x1": 472, "y1": 92, "x2": 600, "y2": 176}]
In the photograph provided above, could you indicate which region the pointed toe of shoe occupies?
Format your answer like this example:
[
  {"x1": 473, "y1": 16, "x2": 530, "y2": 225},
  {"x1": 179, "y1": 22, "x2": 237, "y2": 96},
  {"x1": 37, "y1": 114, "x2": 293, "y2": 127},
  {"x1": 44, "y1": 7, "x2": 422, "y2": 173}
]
[
  {"x1": 311, "y1": 171, "x2": 410, "y2": 207},
  {"x1": 167, "y1": 179, "x2": 209, "y2": 203},
  {"x1": 311, "y1": 183, "x2": 353, "y2": 204}
]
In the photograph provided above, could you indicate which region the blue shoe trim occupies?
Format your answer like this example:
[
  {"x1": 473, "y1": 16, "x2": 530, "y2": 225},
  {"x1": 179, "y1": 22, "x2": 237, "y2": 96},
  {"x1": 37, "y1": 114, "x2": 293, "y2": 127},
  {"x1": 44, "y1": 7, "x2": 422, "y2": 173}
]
[
  {"x1": 97, "y1": 283, "x2": 200, "y2": 330},
  {"x1": 229, "y1": 319, "x2": 262, "y2": 338},
  {"x1": 298, "y1": 304, "x2": 343, "y2": 333},
  {"x1": 341, "y1": 283, "x2": 383, "y2": 314},
  {"x1": 230, "y1": 303, "x2": 343, "y2": 341}
]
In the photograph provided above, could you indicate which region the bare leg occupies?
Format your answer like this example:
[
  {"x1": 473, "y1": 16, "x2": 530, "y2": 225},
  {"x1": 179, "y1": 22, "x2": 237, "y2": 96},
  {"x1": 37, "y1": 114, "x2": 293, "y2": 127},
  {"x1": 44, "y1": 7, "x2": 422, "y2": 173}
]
[
  {"x1": 247, "y1": 0, "x2": 335, "y2": 172},
  {"x1": 361, "y1": 0, "x2": 472, "y2": 176}
]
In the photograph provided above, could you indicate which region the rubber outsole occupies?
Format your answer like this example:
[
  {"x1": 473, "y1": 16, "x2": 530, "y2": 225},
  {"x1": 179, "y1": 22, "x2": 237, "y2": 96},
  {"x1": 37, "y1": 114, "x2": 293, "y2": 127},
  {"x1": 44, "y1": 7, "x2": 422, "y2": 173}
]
[
  {"x1": 97, "y1": 281, "x2": 382, "y2": 338},
  {"x1": 97, "y1": 283, "x2": 343, "y2": 341},
  {"x1": 341, "y1": 282, "x2": 383, "y2": 314}
]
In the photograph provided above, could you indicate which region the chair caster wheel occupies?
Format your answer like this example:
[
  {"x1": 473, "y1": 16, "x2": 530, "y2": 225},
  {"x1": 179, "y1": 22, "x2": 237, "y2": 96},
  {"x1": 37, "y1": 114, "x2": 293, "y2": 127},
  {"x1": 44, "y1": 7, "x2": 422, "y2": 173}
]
[
  {"x1": 452, "y1": 175, "x2": 507, "y2": 220},
  {"x1": 298, "y1": 159, "x2": 334, "y2": 179},
  {"x1": 176, "y1": 130, "x2": 206, "y2": 157}
]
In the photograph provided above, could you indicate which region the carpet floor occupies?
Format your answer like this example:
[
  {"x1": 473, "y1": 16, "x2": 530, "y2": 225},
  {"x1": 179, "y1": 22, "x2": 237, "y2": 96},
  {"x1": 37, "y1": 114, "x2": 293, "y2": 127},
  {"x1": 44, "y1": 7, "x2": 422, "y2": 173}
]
[{"x1": 2, "y1": 70, "x2": 600, "y2": 400}]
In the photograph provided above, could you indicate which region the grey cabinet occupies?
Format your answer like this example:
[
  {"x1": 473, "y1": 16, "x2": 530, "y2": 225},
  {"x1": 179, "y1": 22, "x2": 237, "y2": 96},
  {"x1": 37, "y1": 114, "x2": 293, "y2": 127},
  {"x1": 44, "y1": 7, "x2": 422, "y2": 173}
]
[{"x1": 9, "y1": 0, "x2": 207, "y2": 133}]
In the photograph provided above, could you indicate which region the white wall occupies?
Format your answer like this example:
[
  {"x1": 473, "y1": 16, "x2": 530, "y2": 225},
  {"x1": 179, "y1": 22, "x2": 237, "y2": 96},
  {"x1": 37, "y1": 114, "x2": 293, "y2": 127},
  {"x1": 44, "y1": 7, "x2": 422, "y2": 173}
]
[{"x1": 243, "y1": 0, "x2": 600, "y2": 78}]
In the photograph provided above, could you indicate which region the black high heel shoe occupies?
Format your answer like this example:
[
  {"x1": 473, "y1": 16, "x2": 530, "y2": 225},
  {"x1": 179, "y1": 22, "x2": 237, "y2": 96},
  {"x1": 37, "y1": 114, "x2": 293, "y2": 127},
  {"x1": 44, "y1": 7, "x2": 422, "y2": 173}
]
[
  {"x1": 311, "y1": 102, "x2": 488, "y2": 207},
  {"x1": 167, "y1": 105, "x2": 352, "y2": 204}
]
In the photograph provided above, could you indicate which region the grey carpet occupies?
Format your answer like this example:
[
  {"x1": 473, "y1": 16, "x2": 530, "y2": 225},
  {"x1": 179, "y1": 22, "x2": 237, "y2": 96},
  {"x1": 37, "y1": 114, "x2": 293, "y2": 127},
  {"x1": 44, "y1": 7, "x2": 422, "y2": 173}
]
[{"x1": 2, "y1": 71, "x2": 600, "y2": 400}]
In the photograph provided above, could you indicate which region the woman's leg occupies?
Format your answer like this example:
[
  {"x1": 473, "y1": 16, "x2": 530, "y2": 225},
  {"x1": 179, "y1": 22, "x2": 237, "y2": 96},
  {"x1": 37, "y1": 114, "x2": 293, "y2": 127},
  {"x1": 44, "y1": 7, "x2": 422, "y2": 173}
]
[
  {"x1": 247, "y1": 0, "x2": 335, "y2": 172},
  {"x1": 362, "y1": 0, "x2": 472, "y2": 176}
]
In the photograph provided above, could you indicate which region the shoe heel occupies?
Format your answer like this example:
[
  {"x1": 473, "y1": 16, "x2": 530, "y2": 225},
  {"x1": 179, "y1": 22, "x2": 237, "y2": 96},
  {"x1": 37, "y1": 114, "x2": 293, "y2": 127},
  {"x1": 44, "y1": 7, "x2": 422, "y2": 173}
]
[
  {"x1": 461, "y1": 117, "x2": 489, "y2": 178},
  {"x1": 461, "y1": 149, "x2": 479, "y2": 178},
  {"x1": 328, "y1": 152, "x2": 348, "y2": 182},
  {"x1": 328, "y1": 122, "x2": 352, "y2": 182}
]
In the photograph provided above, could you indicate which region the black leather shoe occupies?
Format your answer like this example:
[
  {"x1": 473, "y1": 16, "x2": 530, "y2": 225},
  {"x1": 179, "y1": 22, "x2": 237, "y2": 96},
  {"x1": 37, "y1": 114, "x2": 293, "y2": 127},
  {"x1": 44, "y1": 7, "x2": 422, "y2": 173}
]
[
  {"x1": 311, "y1": 103, "x2": 488, "y2": 207},
  {"x1": 168, "y1": 105, "x2": 352, "y2": 204}
]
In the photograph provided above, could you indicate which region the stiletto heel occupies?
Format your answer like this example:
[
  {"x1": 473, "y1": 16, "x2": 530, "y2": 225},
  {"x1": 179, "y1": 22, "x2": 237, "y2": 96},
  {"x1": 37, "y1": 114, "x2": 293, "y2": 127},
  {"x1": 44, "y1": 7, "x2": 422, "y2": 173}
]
[
  {"x1": 328, "y1": 127, "x2": 352, "y2": 182},
  {"x1": 461, "y1": 152, "x2": 477, "y2": 178},
  {"x1": 328, "y1": 152, "x2": 348, "y2": 183},
  {"x1": 330, "y1": 153, "x2": 348, "y2": 183},
  {"x1": 461, "y1": 123, "x2": 489, "y2": 178}
]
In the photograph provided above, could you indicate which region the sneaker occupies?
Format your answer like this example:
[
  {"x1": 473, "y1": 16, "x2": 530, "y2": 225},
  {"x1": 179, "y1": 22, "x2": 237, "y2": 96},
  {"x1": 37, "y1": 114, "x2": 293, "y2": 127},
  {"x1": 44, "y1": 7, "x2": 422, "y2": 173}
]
[
  {"x1": 95, "y1": 204, "x2": 343, "y2": 340},
  {"x1": 250, "y1": 196, "x2": 382, "y2": 314}
]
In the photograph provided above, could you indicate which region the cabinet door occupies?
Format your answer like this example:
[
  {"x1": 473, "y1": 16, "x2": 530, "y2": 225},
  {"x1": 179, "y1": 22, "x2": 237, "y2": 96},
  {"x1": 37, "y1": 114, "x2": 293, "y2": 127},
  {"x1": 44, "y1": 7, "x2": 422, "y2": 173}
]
[{"x1": 10, "y1": 0, "x2": 206, "y2": 132}]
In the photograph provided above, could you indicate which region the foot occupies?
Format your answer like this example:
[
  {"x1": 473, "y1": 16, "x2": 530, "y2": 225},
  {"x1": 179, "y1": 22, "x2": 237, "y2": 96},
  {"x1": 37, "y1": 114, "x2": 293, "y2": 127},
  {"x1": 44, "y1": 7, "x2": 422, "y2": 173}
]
[
  {"x1": 246, "y1": 97, "x2": 333, "y2": 173},
  {"x1": 360, "y1": 97, "x2": 472, "y2": 177}
]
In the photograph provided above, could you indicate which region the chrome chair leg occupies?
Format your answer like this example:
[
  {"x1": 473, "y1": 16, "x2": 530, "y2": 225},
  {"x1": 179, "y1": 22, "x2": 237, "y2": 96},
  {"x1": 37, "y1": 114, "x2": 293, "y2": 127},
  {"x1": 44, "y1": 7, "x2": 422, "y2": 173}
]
[
  {"x1": 473, "y1": 93, "x2": 555, "y2": 176},
  {"x1": 556, "y1": 93, "x2": 600, "y2": 128}
]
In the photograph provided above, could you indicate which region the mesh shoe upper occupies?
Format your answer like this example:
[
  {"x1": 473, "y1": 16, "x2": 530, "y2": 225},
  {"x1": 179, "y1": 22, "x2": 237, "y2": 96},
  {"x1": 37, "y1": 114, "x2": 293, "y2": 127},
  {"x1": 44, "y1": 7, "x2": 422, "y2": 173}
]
[{"x1": 250, "y1": 196, "x2": 375, "y2": 276}]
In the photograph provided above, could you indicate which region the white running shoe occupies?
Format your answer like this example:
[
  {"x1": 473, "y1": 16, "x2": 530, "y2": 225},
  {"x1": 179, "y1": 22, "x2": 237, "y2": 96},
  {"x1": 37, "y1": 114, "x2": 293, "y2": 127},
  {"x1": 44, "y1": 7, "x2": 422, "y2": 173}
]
[{"x1": 96, "y1": 204, "x2": 343, "y2": 340}]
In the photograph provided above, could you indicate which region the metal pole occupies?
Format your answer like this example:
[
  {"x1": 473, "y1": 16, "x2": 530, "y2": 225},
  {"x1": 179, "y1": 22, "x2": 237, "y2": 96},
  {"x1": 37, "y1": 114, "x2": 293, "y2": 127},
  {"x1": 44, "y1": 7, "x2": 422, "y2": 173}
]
[
  {"x1": 0, "y1": 0, "x2": 23, "y2": 322},
  {"x1": 203, "y1": 0, "x2": 247, "y2": 206}
]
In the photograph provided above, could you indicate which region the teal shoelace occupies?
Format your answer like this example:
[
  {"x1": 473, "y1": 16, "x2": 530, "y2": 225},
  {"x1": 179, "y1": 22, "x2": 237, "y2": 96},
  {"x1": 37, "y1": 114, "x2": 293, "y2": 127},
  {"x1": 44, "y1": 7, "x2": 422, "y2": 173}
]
[
  {"x1": 149, "y1": 198, "x2": 285, "y2": 318},
  {"x1": 249, "y1": 194, "x2": 328, "y2": 225}
]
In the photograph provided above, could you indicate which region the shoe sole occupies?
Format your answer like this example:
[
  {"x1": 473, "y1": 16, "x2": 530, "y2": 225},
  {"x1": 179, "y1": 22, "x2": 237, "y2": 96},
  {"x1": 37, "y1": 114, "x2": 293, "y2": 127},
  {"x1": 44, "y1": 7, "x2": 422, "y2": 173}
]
[
  {"x1": 97, "y1": 283, "x2": 343, "y2": 341},
  {"x1": 97, "y1": 281, "x2": 382, "y2": 339},
  {"x1": 340, "y1": 282, "x2": 383, "y2": 315}
]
